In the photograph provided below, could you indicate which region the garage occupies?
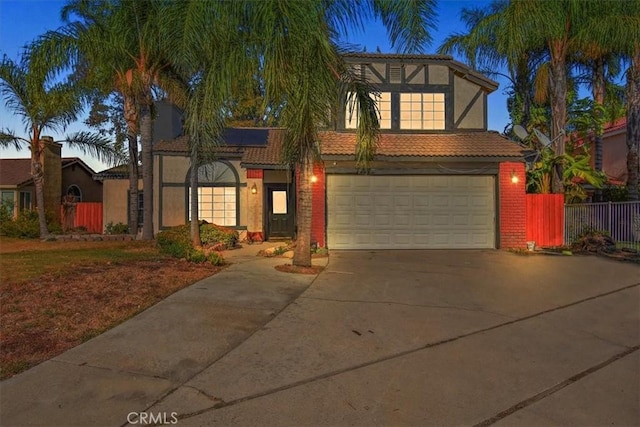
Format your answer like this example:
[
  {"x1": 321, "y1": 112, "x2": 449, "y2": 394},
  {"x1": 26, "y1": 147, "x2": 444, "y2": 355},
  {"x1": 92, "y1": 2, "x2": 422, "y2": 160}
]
[{"x1": 326, "y1": 174, "x2": 496, "y2": 249}]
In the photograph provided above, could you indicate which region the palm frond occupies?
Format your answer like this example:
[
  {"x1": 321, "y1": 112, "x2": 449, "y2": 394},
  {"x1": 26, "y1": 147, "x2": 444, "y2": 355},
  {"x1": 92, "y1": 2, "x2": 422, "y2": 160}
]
[{"x1": 65, "y1": 131, "x2": 124, "y2": 166}]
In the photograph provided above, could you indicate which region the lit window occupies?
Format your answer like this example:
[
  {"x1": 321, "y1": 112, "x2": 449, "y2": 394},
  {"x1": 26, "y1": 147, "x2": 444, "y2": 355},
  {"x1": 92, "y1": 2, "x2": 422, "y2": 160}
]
[
  {"x1": 188, "y1": 161, "x2": 238, "y2": 227},
  {"x1": 400, "y1": 93, "x2": 445, "y2": 130},
  {"x1": 345, "y1": 92, "x2": 391, "y2": 129}
]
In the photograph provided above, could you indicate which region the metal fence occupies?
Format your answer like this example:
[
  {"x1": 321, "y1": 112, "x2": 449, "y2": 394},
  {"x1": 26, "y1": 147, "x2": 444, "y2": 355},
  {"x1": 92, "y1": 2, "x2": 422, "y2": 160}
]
[{"x1": 565, "y1": 201, "x2": 640, "y2": 246}]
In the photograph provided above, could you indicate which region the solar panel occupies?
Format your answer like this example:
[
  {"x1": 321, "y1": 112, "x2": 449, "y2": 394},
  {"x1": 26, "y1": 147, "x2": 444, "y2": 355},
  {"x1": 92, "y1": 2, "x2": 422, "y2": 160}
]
[{"x1": 222, "y1": 128, "x2": 270, "y2": 146}]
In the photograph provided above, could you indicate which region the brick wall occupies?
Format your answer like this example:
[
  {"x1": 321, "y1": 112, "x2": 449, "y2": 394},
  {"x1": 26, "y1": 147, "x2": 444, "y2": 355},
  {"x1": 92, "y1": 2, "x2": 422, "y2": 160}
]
[
  {"x1": 499, "y1": 162, "x2": 526, "y2": 248},
  {"x1": 311, "y1": 163, "x2": 326, "y2": 247}
]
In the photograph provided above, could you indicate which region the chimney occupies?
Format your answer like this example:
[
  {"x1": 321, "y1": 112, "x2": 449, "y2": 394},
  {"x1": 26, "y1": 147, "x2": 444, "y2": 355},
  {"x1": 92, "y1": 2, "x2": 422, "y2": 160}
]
[{"x1": 40, "y1": 136, "x2": 62, "y2": 225}]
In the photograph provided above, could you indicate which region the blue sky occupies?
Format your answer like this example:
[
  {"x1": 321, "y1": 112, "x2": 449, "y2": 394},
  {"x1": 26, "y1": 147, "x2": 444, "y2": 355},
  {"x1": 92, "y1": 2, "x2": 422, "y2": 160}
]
[{"x1": 0, "y1": 0, "x2": 510, "y2": 172}]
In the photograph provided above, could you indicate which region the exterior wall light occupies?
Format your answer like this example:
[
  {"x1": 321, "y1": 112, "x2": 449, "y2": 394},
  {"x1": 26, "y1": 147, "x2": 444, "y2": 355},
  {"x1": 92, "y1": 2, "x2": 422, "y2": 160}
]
[
  {"x1": 251, "y1": 183, "x2": 258, "y2": 194},
  {"x1": 511, "y1": 171, "x2": 519, "y2": 184},
  {"x1": 310, "y1": 175, "x2": 318, "y2": 183}
]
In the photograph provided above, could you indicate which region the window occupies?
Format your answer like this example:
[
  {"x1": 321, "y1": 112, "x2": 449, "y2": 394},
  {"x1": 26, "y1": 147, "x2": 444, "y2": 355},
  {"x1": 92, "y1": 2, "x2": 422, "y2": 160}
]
[
  {"x1": 400, "y1": 93, "x2": 445, "y2": 130},
  {"x1": 1, "y1": 191, "x2": 14, "y2": 215},
  {"x1": 19, "y1": 191, "x2": 32, "y2": 211},
  {"x1": 66, "y1": 185, "x2": 82, "y2": 202},
  {"x1": 188, "y1": 161, "x2": 238, "y2": 227},
  {"x1": 345, "y1": 92, "x2": 391, "y2": 129}
]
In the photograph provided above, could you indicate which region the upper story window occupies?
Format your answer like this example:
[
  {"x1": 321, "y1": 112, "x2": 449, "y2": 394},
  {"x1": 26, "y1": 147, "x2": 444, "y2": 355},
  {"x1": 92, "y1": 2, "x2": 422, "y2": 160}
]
[
  {"x1": 345, "y1": 92, "x2": 391, "y2": 130},
  {"x1": 400, "y1": 93, "x2": 445, "y2": 130}
]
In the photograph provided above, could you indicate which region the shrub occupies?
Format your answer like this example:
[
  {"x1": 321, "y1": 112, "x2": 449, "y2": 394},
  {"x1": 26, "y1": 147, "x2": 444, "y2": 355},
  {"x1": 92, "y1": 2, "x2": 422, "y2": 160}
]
[
  {"x1": 207, "y1": 251, "x2": 225, "y2": 266},
  {"x1": 105, "y1": 222, "x2": 129, "y2": 235},
  {"x1": 156, "y1": 222, "x2": 233, "y2": 264},
  {"x1": 156, "y1": 225, "x2": 192, "y2": 259},
  {"x1": 200, "y1": 223, "x2": 239, "y2": 248}
]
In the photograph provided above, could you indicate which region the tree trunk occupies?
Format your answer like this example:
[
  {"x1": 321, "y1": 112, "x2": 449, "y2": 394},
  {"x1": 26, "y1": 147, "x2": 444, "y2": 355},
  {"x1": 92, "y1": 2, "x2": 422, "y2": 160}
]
[
  {"x1": 190, "y1": 150, "x2": 201, "y2": 247},
  {"x1": 127, "y1": 132, "x2": 139, "y2": 236},
  {"x1": 627, "y1": 51, "x2": 640, "y2": 201},
  {"x1": 124, "y1": 94, "x2": 140, "y2": 236},
  {"x1": 593, "y1": 58, "x2": 606, "y2": 202},
  {"x1": 549, "y1": 44, "x2": 567, "y2": 194},
  {"x1": 31, "y1": 135, "x2": 49, "y2": 238},
  {"x1": 139, "y1": 100, "x2": 154, "y2": 240},
  {"x1": 293, "y1": 155, "x2": 312, "y2": 267}
]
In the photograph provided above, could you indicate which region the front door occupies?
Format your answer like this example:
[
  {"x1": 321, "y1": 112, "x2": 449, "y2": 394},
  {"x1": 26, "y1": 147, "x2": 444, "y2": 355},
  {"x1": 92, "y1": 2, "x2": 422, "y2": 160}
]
[{"x1": 266, "y1": 184, "x2": 295, "y2": 239}]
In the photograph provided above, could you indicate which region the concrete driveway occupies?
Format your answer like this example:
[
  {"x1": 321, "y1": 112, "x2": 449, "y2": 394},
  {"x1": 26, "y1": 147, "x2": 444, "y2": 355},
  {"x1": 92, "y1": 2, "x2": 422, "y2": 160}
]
[
  {"x1": 1, "y1": 249, "x2": 638, "y2": 426},
  {"x1": 161, "y1": 250, "x2": 640, "y2": 426}
]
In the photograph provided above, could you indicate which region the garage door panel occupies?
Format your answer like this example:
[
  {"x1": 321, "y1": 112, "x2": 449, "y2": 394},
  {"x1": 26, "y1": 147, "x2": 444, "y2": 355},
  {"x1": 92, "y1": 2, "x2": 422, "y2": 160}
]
[{"x1": 327, "y1": 174, "x2": 495, "y2": 249}]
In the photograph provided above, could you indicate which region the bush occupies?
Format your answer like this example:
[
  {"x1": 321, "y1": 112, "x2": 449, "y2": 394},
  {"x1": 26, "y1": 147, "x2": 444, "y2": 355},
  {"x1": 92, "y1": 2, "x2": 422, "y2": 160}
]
[
  {"x1": 200, "y1": 223, "x2": 239, "y2": 248},
  {"x1": 105, "y1": 222, "x2": 129, "y2": 235},
  {"x1": 156, "y1": 222, "x2": 235, "y2": 263},
  {"x1": 207, "y1": 251, "x2": 225, "y2": 266}
]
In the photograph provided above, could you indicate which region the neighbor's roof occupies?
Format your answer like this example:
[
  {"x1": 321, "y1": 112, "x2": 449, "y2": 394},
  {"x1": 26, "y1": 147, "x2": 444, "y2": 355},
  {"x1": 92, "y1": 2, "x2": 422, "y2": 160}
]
[
  {"x1": 0, "y1": 157, "x2": 97, "y2": 186},
  {"x1": 319, "y1": 131, "x2": 525, "y2": 160}
]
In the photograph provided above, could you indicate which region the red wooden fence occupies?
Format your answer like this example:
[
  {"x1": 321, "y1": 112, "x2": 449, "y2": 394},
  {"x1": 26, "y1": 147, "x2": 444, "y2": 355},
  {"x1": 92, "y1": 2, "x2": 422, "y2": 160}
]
[
  {"x1": 525, "y1": 194, "x2": 564, "y2": 247},
  {"x1": 61, "y1": 202, "x2": 103, "y2": 234}
]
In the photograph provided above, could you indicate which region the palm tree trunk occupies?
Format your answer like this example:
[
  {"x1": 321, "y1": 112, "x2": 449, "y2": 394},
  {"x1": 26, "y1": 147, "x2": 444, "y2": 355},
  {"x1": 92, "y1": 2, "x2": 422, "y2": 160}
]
[
  {"x1": 190, "y1": 149, "x2": 201, "y2": 247},
  {"x1": 32, "y1": 156, "x2": 49, "y2": 238},
  {"x1": 293, "y1": 154, "x2": 312, "y2": 267},
  {"x1": 626, "y1": 50, "x2": 640, "y2": 201},
  {"x1": 593, "y1": 57, "x2": 605, "y2": 202},
  {"x1": 127, "y1": 133, "x2": 139, "y2": 236},
  {"x1": 124, "y1": 94, "x2": 140, "y2": 236},
  {"x1": 139, "y1": 101, "x2": 154, "y2": 240},
  {"x1": 549, "y1": 44, "x2": 567, "y2": 194}
]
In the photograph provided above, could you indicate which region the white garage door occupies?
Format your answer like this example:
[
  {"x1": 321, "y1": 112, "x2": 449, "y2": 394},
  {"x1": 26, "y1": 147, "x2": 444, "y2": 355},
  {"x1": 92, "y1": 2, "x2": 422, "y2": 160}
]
[{"x1": 327, "y1": 175, "x2": 495, "y2": 249}]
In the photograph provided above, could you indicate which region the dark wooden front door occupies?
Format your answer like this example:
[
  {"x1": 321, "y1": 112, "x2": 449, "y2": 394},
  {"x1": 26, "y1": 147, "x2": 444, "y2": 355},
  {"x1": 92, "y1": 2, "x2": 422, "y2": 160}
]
[{"x1": 265, "y1": 184, "x2": 294, "y2": 239}]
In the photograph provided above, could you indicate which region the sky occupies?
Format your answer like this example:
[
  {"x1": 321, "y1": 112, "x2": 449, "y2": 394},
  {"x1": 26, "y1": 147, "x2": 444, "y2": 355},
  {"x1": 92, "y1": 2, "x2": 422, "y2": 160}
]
[{"x1": 0, "y1": 0, "x2": 510, "y2": 172}]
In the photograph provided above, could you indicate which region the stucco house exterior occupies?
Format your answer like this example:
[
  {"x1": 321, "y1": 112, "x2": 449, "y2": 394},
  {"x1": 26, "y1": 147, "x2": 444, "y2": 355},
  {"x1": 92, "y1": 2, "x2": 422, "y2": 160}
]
[
  {"x1": 97, "y1": 53, "x2": 527, "y2": 248},
  {"x1": 0, "y1": 139, "x2": 102, "y2": 219},
  {"x1": 574, "y1": 117, "x2": 629, "y2": 185}
]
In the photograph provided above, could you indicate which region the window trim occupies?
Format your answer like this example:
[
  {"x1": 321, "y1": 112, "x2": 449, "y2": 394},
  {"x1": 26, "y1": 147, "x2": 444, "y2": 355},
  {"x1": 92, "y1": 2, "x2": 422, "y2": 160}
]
[{"x1": 185, "y1": 160, "x2": 240, "y2": 227}]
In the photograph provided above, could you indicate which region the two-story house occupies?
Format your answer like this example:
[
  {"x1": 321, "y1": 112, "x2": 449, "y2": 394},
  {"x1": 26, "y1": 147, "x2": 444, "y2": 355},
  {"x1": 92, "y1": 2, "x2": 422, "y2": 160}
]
[{"x1": 97, "y1": 53, "x2": 527, "y2": 248}]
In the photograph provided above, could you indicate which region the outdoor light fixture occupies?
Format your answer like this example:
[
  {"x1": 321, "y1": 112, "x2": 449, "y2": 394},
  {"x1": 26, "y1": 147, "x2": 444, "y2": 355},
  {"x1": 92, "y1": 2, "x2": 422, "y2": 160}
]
[
  {"x1": 251, "y1": 183, "x2": 257, "y2": 194},
  {"x1": 511, "y1": 171, "x2": 519, "y2": 184},
  {"x1": 310, "y1": 175, "x2": 318, "y2": 183}
]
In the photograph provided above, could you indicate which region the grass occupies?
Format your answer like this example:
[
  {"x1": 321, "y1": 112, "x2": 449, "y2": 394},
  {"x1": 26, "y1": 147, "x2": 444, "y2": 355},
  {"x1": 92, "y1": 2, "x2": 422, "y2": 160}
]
[
  {"x1": 0, "y1": 237, "x2": 223, "y2": 380},
  {"x1": 616, "y1": 241, "x2": 640, "y2": 251}
]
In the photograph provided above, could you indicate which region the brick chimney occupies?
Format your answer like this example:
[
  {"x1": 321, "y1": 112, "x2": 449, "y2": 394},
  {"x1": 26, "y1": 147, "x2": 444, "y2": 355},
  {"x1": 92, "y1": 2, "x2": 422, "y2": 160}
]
[{"x1": 40, "y1": 136, "x2": 62, "y2": 224}]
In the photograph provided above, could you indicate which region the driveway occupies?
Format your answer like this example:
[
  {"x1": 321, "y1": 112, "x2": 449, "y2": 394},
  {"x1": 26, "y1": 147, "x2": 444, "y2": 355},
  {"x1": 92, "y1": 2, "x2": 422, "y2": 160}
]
[
  {"x1": 1, "y1": 250, "x2": 638, "y2": 426},
  {"x1": 160, "y1": 250, "x2": 639, "y2": 426}
]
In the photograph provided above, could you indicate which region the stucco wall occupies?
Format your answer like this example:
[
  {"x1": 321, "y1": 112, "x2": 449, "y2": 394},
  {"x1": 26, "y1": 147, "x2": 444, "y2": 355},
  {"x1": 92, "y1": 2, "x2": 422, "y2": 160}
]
[
  {"x1": 62, "y1": 166, "x2": 102, "y2": 202},
  {"x1": 454, "y1": 75, "x2": 485, "y2": 129},
  {"x1": 102, "y1": 179, "x2": 142, "y2": 228}
]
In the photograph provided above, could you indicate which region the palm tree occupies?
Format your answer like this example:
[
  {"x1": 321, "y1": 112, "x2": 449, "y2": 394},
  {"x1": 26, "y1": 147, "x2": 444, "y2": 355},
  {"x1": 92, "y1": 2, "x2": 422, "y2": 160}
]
[
  {"x1": 580, "y1": 0, "x2": 640, "y2": 200},
  {"x1": 0, "y1": 53, "x2": 118, "y2": 238},
  {"x1": 41, "y1": 0, "x2": 187, "y2": 238},
  {"x1": 164, "y1": 0, "x2": 437, "y2": 266}
]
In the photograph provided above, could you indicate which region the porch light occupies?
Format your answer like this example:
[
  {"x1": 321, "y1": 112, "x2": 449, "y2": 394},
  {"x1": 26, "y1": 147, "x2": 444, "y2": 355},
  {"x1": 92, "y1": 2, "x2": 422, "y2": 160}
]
[
  {"x1": 250, "y1": 183, "x2": 258, "y2": 194},
  {"x1": 310, "y1": 175, "x2": 318, "y2": 183},
  {"x1": 511, "y1": 171, "x2": 519, "y2": 184}
]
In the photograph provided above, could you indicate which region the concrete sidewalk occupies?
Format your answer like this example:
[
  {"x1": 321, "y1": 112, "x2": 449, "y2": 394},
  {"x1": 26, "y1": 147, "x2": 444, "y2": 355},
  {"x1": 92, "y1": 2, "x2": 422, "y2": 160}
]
[{"x1": 0, "y1": 242, "x2": 326, "y2": 427}]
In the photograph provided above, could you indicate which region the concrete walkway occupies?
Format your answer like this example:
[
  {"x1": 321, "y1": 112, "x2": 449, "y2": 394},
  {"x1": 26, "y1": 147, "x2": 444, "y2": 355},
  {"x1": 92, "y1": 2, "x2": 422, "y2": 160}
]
[
  {"x1": 1, "y1": 248, "x2": 638, "y2": 426},
  {"x1": 0, "y1": 242, "x2": 326, "y2": 426}
]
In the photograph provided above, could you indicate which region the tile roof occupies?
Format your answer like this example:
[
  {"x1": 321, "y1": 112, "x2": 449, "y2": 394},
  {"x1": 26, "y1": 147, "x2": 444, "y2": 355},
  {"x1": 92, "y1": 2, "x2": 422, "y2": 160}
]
[
  {"x1": 153, "y1": 135, "x2": 245, "y2": 156},
  {"x1": 319, "y1": 131, "x2": 525, "y2": 159},
  {"x1": 0, "y1": 158, "x2": 32, "y2": 186},
  {"x1": 241, "y1": 129, "x2": 286, "y2": 166},
  {"x1": 0, "y1": 157, "x2": 98, "y2": 186}
]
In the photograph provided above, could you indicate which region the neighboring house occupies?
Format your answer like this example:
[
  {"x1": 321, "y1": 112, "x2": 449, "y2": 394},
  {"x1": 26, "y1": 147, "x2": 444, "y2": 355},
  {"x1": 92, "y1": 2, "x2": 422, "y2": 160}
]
[
  {"x1": 574, "y1": 117, "x2": 629, "y2": 185},
  {"x1": 0, "y1": 139, "x2": 102, "y2": 219},
  {"x1": 98, "y1": 53, "x2": 527, "y2": 248}
]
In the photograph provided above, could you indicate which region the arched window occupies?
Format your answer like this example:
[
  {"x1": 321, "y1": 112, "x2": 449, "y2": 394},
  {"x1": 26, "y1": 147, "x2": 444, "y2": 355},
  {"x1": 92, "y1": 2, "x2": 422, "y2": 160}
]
[
  {"x1": 66, "y1": 185, "x2": 82, "y2": 202},
  {"x1": 187, "y1": 161, "x2": 239, "y2": 226}
]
